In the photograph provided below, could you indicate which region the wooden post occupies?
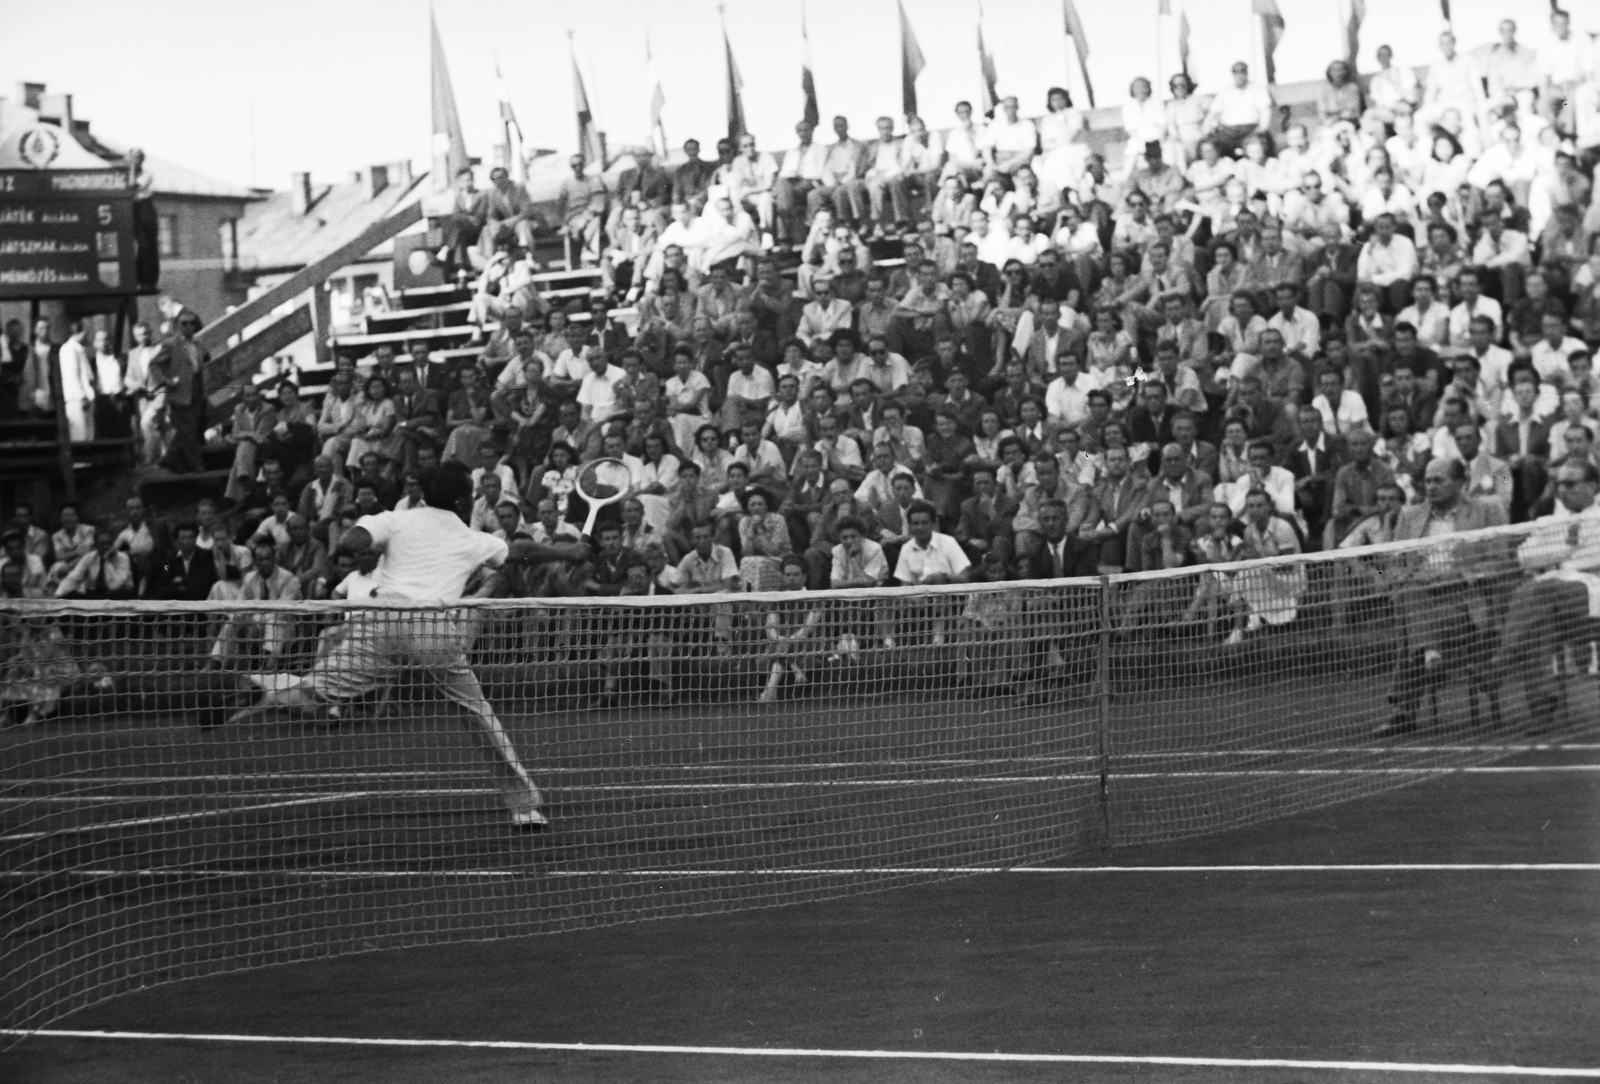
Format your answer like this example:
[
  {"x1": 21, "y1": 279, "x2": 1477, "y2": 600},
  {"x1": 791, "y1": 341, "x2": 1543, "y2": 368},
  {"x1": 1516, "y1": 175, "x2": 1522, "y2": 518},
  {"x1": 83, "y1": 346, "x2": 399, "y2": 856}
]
[{"x1": 309, "y1": 282, "x2": 334, "y2": 367}]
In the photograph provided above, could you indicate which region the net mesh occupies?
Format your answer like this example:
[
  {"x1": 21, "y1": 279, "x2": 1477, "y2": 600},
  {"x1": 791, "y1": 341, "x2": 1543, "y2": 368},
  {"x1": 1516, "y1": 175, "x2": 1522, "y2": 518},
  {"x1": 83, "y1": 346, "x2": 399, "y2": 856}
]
[{"x1": 3, "y1": 517, "x2": 1598, "y2": 1037}]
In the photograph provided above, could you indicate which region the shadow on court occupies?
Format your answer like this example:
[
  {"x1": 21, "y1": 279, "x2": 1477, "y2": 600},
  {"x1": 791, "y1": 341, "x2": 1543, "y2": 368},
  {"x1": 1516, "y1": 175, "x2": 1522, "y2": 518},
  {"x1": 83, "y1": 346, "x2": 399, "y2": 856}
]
[{"x1": 3, "y1": 748, "x2": 1597, "y2": 1083}]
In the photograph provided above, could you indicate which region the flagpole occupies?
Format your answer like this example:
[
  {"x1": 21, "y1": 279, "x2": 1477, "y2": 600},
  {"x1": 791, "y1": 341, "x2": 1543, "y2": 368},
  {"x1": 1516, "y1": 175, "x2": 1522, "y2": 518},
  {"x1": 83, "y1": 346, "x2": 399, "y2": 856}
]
[{"x1": 1155, "y1": 0, "x2": 1164, "y2": 109}]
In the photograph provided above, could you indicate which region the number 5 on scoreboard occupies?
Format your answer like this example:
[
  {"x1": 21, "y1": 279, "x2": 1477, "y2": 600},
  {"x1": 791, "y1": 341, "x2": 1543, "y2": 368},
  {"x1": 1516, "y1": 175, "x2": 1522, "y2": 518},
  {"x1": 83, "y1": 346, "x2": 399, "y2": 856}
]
[{"x1": 98, "y1": 204, "x2": 112, "y2": 225}]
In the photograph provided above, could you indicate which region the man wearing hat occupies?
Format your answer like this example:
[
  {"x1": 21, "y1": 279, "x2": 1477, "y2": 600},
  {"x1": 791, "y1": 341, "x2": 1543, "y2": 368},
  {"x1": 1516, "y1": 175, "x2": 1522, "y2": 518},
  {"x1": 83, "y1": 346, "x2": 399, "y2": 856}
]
[
  {"x1": 149, "y1": 307, "x2": 210, "y2": 474},
  {"x1": 1127, "y1": 141, "x2": 1190, "y2": 216}
]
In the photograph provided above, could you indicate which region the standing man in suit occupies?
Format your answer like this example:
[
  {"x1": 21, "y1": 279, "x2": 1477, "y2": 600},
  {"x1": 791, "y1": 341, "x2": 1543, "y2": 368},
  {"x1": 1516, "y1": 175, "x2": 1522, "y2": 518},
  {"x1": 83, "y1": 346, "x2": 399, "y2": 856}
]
[
  {"x1": 151, "y1": 309, "x2": 208, "y2": 474},
  {"x1": 1493, "y1": 368, "x2": 1553, "y2": 521},
  {"x1": 1284, "y1": 405, "x2": 1346, "y2": 548},
  {"x1": 1012, "y1": 499, "x2": 1099, "y2": 702},
  {"x1": 154, "y1": 522, "x2": 219, "y2": 602},
  {"x1": 1376, "y1": 456, "x2": 1510, "y2": 736}
]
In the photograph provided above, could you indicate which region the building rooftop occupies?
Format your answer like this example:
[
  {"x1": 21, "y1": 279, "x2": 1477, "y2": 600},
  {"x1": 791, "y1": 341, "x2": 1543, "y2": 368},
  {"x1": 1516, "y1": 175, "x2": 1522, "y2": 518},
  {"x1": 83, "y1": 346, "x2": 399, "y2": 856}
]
[{"x1": 236, "y1": 163, "x2": 428, "y2": 274}]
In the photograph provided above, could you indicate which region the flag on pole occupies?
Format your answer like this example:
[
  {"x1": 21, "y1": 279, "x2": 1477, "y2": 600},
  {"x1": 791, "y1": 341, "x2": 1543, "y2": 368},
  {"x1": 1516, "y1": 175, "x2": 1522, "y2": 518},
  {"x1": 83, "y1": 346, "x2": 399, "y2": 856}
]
[
  {"x1": 721, "y1": 9, "x2": 746, "y2": 141},
  {"x1": 1061, "y1": 0, "x2": 1095, "y2": 107},
  {"x1": 899, "y1": 0, "x2": 926, "y2": 118},
  {"x1": 429, "y1": 7, "x2": 469, "y2": 192},
  {"x1": 494, "y1": 56, "x2": 524, "y2": 182},
  {"x1": 645, "y1": 28, "x2": 667, "y2": 156},
  {"x1": 1345, "y1": 0, "x2": 1365, "y2": 67},
  {"x1": 569, "y1": 33, "x2": 604, "y2": 168},
  {"x1": 1178, "y1": 6, "x2": 1191, "y2": 78},
  {"x1": 1253, "y1": 0, "x2": 1286, "y2": 84},
  {"x1": 1160, "y1": 0, "x2": 1191, "y2": 78},
  {"x1": 800, "y1": 0, "x2": 820, "y2": 128},
  {"x1": 976, "y1": 0, "x2": 999, "y2": 117}
]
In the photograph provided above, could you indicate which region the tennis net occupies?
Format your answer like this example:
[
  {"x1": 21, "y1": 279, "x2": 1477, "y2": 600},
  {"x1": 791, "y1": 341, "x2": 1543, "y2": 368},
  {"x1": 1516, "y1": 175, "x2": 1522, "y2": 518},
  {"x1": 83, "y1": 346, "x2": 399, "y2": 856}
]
[{"x1": 2, "y1": 517, "x2": 1597, "y2": 1037}]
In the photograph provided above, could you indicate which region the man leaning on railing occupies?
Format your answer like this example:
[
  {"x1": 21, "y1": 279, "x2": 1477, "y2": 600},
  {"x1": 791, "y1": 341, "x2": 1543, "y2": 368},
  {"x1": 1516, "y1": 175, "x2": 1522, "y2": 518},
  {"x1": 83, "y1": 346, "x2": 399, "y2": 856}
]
[
  {"x1": 1492, "y1": 460, "x2": 1600, "y2": 733},
  {"x1": 1375, "y1": 456, "x2": 1512, "y2": 737}
]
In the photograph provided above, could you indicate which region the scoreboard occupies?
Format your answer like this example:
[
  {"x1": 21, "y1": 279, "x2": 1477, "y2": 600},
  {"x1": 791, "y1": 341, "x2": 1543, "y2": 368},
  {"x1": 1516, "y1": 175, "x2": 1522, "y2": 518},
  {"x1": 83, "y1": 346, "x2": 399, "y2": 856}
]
[{"x1": 0, "y1": 169, "x2": 137, "y2": 299}]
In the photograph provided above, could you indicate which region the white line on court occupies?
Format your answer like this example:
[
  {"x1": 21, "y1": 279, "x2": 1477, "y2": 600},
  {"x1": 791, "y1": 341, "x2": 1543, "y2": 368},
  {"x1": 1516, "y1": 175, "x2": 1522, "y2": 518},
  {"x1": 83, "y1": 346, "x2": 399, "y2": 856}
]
[
  {"x1": 2, "y1": 863, "x2": 1596, "y2": 881},
  {"x1": 1, "y1": 743, "x2": 1594, "y2": 785},
  {"x1": 5, "y1": 765, "x2": 1597, "y2": 841},
  {"x1": 1, "y1": 1028, "x2": 1595, "y2": 1077}
]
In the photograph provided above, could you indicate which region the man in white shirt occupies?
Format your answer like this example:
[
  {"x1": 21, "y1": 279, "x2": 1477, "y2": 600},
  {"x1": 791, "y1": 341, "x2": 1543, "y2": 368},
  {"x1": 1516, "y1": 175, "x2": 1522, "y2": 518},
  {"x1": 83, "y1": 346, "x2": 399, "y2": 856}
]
[
  {"x1": 861, "y1": 116, "x2": 905, "y2": 235},
  {"x1": 980, "y1": 97, "x2": 1037, "y2": 177},
  {"x1": 1419, "y1": 30, "x2": 1486, "y2": 129},
  {"x1": 796, "y1": 278, "x2": 854, "y2": 345},
  {"x1": 1447, "y1": 270, "x2": 1503, "y2": 345},
  {"x1": 891, "y1": 500, "x2": 971, "y2": 646},
  {"x1": 1367, "y1": 44, "x2": 1420, "y2": 124},
  {"x1": 1530, "y1": 311, "x2": 1583, "y2": 390},
  {"x1": 941, "y1": 100, "x2": 986, "y2": 184},
  {"x1": 1470, "y1": 213, "x2": 1531, "y2": 308},
  {"x1": 1539, "y1": 8, "x2": 1586, "y2": 130},
  {"x1": 1357, "y1": 213, "x2": 1418, "y2": 311},
  {"x1": 576, "y1": 348, "x2": 627, "y2": 424},
  {"x1": 1467, "y1": 125, "x2": 1539, "y2": 195},
  {"x1": 696, "y1": 195, "x2": 761, "y2": 272},
  {"x1": 1045, "y1": 355, "x2": 1094, "y2": 428},
  {"x1": 716, "y1": 133, "x2": 779, "y2": 237},
  {"x1": 1494, "y1": 459, "x2": 1600, "y2": 729},
  {"x1": 643, "y1": 203, "x2": 708, "y2": 287},
  {"x1": 1358, "y1": 170, "x2": 1416, "y2": 233},
  {"x1": 775, "y1": 120, "x2": 828, "y2": 244},
  {"x1": 1203, "y1": 62, "x2": 1274, "y2": 156},
  {"x1": 57, "y1": 321, "x2": 96, "y2": 441},
  {"x1": 1265, "y1": 284, "x2": 1321, "y2": 362},
  {"x1": 230, "y1": 464, "x2": 588, "y2": 829}
]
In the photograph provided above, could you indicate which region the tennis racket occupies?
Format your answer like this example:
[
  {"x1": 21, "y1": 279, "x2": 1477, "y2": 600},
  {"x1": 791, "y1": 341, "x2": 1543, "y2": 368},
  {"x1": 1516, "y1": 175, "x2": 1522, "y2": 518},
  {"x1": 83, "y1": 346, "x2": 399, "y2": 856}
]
[{"x1": 575, "y1": 457, "x2": 634, "y2": 537}]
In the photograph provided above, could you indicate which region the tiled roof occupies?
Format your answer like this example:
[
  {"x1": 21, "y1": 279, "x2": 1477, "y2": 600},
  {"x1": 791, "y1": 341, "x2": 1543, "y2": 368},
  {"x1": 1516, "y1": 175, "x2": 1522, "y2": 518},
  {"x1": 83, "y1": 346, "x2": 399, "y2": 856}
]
[
  {"x1": 235, "y1": 170, "x2": 429, "y2": 273},
  {"x1": 81, "y1": 133, "x2": 260, "y2": 200}
]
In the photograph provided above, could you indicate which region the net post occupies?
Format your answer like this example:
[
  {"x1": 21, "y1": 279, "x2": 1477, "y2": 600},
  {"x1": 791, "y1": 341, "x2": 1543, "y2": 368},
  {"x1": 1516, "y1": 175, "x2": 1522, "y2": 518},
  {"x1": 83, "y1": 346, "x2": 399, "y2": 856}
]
[{"x1": 1096, "y1": 573, "x2": 1112, "y2": 856}]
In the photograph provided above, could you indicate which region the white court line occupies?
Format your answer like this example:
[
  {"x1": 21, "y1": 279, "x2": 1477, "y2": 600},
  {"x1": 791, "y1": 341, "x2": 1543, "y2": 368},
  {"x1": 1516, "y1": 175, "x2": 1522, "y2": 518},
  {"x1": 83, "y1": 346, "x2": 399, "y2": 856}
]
[
  {"x1": 5, "y1": 743, "x2": 1596, "y2": 782},
  {"x1": 6, "y1": 766, "x2": 1598, "y2": 841},
  {"x1": 6, "y1": 742, "x2": 1599, "y2": 789},
  {"x1": 2, "y1": 863, "x2": 1597, "y2": 881},
  {"x1": 1, "y1": 1028, "x2": 1595, "y2": 1077}
]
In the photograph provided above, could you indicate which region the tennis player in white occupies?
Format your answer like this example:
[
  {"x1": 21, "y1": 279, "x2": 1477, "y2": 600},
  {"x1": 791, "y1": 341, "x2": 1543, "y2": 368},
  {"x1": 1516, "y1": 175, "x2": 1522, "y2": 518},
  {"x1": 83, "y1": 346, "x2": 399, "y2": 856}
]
[{"x1": 231, "y1": 464, "x2": 587, "y2": 830}]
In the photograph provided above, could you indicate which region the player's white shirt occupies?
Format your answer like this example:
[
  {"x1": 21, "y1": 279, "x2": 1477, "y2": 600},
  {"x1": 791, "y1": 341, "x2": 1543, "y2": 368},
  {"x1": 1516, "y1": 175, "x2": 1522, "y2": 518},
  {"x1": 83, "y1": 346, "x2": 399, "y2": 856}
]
[
  {"x1": 357, "y1": 507, "x2": 508, "y2": 602},
  {"x1": 893, "y1": 531, "x2": 971, "y2": 584},
  {"x1": 333, "y1": 567, "x2": 383, "y2": 600}
]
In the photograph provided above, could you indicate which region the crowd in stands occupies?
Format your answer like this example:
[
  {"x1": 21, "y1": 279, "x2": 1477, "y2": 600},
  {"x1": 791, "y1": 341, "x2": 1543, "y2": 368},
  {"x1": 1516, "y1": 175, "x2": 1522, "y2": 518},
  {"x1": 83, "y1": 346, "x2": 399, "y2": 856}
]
[{"x1": 6, "y1": 9, "x2": 1600, "y2": 713}]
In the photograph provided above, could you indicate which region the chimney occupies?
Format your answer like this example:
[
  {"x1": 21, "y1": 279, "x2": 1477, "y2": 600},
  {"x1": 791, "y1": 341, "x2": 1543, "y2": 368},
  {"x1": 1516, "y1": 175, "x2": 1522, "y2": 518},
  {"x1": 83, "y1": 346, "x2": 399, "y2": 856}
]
[
  {"x1": 18, "y1": 82, "x2": 44, "y2": 110},
  {"x1": 290, "y1": 171, "x2": 314, "y2": 215},
  {"x1": 37, "y1": 92, "x2": 72, "y2": 128},
  {"x1": 390, "y1": 159, "x2": 414, "y2": 189},
  {"x1": 367, "y1": 163, "x2": 389, "y2": 200}
]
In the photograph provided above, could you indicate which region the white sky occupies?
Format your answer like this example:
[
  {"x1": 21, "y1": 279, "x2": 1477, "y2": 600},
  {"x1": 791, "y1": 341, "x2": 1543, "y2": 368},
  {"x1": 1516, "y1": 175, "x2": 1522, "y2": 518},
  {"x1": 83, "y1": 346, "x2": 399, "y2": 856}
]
[{"x1": 0, "y1": 0, "x2": 1584, "y2": 191}]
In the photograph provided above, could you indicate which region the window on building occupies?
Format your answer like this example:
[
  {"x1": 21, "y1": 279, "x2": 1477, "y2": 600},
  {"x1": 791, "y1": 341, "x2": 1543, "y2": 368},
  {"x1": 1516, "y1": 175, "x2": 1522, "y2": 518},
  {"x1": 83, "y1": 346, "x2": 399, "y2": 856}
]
[
  {"x1": 219, "y1": 218, "x2": 239, "y2": 270},
  {"x1": 157, "y1": 214, "x2": 179, "y2": 258}
]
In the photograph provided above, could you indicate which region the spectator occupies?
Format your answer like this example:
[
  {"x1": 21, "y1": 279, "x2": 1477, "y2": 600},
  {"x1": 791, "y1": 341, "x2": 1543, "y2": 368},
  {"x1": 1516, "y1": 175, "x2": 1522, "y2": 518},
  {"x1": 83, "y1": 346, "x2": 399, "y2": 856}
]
[
  {"x1": 55, "y1": 525, "x2": 135, "y2": 600},
  {"x1": 1377, "y1": 457, "x2": 1509, "y2": 736}
]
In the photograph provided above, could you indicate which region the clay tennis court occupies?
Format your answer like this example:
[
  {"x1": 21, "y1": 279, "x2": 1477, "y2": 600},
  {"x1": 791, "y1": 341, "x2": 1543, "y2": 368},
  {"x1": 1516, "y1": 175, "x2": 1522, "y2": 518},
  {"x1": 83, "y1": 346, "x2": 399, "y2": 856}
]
[{"x1": 3, "y1": 661, "x2": 1597, "y2": 1082}]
